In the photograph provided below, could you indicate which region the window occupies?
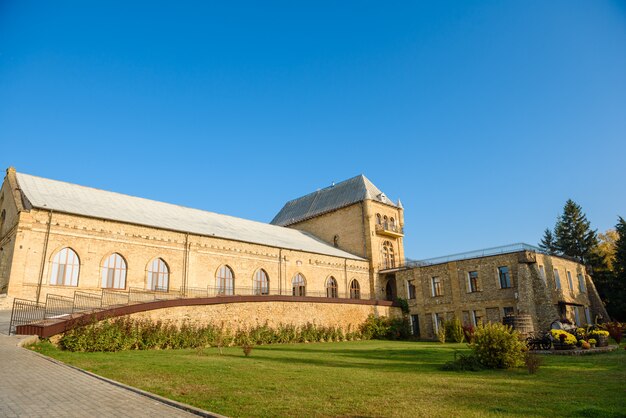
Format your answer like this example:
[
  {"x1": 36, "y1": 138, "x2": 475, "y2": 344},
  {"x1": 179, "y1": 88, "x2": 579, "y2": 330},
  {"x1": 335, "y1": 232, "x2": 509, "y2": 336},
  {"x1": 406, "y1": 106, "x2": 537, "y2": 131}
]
[
  {"x1": 292, "y1": 273, "x2": 306, "y2": 296},
  {"x1": 326, "y1": 276, "x2": 338, "y2": 298},
  {"x1": 390, "y1": 217, "x2": 396, "y2": 230},
  {"x1": 467, "y1": 271, "x2": 479, "y2": 292},
  {"x1": 383, "y1": 215, "x2": 388, "y2": 229},
  {"x1": 539, "y1": 265, "x2": 546, "y2": 283},
  {"x1": 503, "y1": 307, "x2": 515, "y2": 317},
  {"x1": 585, "y1": 306, "x2": 591, "y2": 324},
  {"x1": 147, "y1": 258, "x2": 169, "y2": 291},
  {"x1": 101, "y1": 253, "x2": 127, "y2": 289},
  {"x1": 578, "y1": 274, "x2": 586, "y2": 293},
  {"x1": 381, "y1": 241, "x2": 395, "y2": 269},
  {"x1": 350, "y1": 279, "x2": 361, "y2": 299},
  {"x1": 410, "y1": 314, "x2": 420, "y2": 336},
  {"x1": 574, "y1": 307, "x2": 582, "y2": 326},
  {"x1": 333, "y1": 235, "x2": 339, "y2": 248},
  {"x1": 216, "y1": 265, "x2": 235, "y2": 295},
  {"x1": 471, "y1": 310, "x2": 482, "y2": 326},
  {"x1": 498, "y1": 266, "x2": 511, "y2": 289},
  {"x1": 431, "y1": 277, "x2": 442, "y2": 297},
  {"x1": 566, "y1": 271, "x2": 574, "y2": 291},
  {"x1": 376, "y1": 214, "x2": 382, "y2": 225},
  {"x1": 407, "y1": 280, "x2": 416, "y2": 299},
  {"x1": 253, "y1": 269, "x2": 269, "y2": 295},
  {"x1": 554, "y1": 268, "x2": 561, "y2": 290},
  {"x1": 433, "y1": 313, "x2": 443, "y2": 335},
  {"x1": 50, "y1": 247, "x2": 80, "y2": 286}
]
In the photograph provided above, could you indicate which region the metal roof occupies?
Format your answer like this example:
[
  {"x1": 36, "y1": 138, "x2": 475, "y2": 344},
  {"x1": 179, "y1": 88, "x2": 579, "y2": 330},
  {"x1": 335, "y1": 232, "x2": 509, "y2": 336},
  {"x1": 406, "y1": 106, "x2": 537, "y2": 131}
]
[
  {"x1": 14, "y1": 172, "x2": 365, "y2": 260},
  {"x1": 271, "y1": 174, "x2": 396, "y2": 226}
]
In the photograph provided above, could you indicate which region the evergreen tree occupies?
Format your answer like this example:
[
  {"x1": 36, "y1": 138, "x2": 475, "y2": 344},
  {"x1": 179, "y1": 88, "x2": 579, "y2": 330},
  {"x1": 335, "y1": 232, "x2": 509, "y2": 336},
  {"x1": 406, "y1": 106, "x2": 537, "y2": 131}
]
[
  {"x1": 553, "y1": 199, "x2": 597, "y2": 264},
  {"x1": 539, "y1": 228, "x2": 557, "y2": 254},
  {"x1": 609, "y1": 216, "x2": 626, "y2": 320}
]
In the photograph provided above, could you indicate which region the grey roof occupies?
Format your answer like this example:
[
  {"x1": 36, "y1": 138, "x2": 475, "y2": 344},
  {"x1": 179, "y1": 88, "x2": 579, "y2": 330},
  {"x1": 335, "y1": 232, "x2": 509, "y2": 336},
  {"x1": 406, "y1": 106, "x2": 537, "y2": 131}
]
[
  {"x1": 14, "y1": 172, "x2": 365, "y2": 260},
  {"x1": 271, "y1": 174, "x2": 396, "y2": 226}
]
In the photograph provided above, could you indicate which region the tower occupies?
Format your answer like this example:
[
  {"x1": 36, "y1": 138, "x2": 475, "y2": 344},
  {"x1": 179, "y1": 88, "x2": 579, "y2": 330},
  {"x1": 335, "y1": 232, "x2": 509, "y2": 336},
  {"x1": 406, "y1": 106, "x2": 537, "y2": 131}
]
[{"x1": 271, "y1": 175, "x2": 405, "y2": 299}]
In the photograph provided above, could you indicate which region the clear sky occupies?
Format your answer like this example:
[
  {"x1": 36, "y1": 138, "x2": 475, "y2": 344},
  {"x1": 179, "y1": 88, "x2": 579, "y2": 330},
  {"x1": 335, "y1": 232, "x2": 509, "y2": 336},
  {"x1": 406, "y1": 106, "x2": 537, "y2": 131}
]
[{"x1": 1, "y1": 1, "x2": 624, "y2": 259}]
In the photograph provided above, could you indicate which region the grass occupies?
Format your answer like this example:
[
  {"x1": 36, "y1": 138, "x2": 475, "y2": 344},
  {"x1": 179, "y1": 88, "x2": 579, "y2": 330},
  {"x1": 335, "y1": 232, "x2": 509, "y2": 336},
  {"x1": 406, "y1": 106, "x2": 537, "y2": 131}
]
[{"x1": 31, "y1": 340, "x2": 626, "y2": 417}]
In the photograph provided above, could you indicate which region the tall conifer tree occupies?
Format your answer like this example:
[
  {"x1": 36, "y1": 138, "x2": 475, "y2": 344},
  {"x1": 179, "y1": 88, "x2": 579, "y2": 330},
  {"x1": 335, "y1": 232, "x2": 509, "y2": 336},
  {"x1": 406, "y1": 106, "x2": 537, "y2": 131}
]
[
  {"x1": 539, "y1": 228, "x2": 557, "y2": 254},
  {"x1": 553, "y1": 199, "x2": 597, "y2": 263}
]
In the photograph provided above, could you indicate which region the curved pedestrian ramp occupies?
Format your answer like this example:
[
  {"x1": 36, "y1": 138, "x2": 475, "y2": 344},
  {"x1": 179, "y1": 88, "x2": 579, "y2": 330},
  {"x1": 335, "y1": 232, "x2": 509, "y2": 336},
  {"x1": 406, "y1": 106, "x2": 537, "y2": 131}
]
[{"x1": 9, "y1": 287, "x2": 392, "y2": 337}]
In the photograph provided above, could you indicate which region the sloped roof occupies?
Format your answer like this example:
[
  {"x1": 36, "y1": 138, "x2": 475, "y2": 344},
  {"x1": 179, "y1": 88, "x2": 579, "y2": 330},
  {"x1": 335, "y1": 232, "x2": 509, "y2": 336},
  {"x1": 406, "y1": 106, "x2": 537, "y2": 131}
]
[
  {"x1": 271, "y1": 174, "x2": 396, "y2": 226},
  {"x1": 14, "y1": 172, "x2": 365, "y2": 260}
]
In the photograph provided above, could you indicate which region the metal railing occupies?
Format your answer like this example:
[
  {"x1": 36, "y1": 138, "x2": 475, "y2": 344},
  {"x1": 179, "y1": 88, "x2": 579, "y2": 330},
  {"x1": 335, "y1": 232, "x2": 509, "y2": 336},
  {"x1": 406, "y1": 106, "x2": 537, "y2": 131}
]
[
  {"x1": 9, "y1": 299, "x2": 45, "y2": 334},
  {"x1": 8, "y1": 284, "x2": 372, "y2": 334}
]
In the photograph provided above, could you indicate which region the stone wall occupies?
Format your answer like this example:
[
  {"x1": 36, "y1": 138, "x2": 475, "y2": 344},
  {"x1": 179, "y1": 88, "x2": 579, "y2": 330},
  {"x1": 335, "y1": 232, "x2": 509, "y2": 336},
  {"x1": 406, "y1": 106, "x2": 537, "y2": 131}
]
[
  {"x1": 128, "y1": 300, "x2": 399, "y2": 331},
  {"x1": 397, "y1": 251, "x2": 598, "y2": 339}
]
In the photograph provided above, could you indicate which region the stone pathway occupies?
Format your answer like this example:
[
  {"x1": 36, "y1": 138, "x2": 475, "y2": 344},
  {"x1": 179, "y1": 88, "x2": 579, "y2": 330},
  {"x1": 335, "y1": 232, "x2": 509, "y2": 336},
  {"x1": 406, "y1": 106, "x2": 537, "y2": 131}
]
[{"x1": 0, "y1": 334, "x2": 215, "y2": 417}]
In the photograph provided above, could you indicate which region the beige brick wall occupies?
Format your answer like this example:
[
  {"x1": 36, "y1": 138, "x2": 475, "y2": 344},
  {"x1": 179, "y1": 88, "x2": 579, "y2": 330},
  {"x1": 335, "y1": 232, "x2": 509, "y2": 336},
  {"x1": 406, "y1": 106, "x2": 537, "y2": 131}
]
[
  {"x1": 397, "y1": 251, "x2": 599, "y2": 339},
  {"x1": 6, "y1": 207, "x2": 371, "y2": 302},
  {"x1": 128, "y1": 301, "x2": 398, "y2": 331}
]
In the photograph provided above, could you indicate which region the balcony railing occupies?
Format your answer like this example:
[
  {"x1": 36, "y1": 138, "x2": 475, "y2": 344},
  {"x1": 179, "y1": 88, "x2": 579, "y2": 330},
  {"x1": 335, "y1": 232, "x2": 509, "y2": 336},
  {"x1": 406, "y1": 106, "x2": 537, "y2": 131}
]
[{"x1": 375, "y1": 223, "x2": 404, "y2": 237}]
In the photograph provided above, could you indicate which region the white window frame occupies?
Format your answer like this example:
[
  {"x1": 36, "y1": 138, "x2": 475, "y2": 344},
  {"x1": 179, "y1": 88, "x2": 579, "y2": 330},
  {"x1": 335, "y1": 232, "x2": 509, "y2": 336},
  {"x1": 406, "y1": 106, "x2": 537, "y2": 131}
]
[
  {"x1": 467, "y1": 271, "x2": 479, "y2": 293},
  {"x1": 566, "y1": 271, "x2": 574, "y2": 291},
  {"x1": 431, "y1": 277, "x2": 442, "y2": 297}
]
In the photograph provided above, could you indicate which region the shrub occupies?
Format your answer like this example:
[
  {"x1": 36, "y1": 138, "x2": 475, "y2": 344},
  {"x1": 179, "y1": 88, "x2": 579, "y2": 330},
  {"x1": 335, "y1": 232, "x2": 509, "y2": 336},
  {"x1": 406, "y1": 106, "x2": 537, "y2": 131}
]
[
  {"x1": 524, "y1": 352, "x2": 542, "y2": 374},
  {"x1": 442, "y1": 350, "x2": 482, "y2": 372},
  {"x1": 588, "y1": 330, "x2": 609, "y2": 340},
  {"x1": 588, "y1": 338, "x2": 597, "y2": 345},
  {"x1": 360, "y1": 315, "x2": 410, "y2": 340},
  {"x1": 602, "y1": 322, "x2": 624, "y2": 344},
  {"x1": 462, "y1": 324, "x2": 475, "y2": 343},
  {"x1": 242, "y1": 342, "x2": 253, "y2": 357},
  {"x1": 437, "y1": 326, "x2": 446, "y2": 344},
  {"x1": 444, "y1": 318, "x2": 465, "y2": 343},
  {"x1": 470, "y1": 322, "x2": 526, "y2": 369}
]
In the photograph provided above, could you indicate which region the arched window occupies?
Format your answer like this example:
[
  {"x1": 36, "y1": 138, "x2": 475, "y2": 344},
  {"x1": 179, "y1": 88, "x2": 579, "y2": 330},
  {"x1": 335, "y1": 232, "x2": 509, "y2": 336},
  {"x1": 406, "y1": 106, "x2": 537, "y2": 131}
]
[
  {"x1": 376, "y1": 214, "x2": 382, "y2": 225},
  {"x1": 50, "y1": 247, "x2": 80, "y2": 286},
  {"x1": 217, "y1": 265, "x2": 235, "y2": 295},
  {"x1": 390, "y1": 217, "x2": 396, "y2": 230},
  {"x1": 350, "y1": 279, "x2": 361, "y2": 299},
  {"x1": 333, "y1": 235, "x2": 339, "y2": 248},
  {"x1": 383, "y1": 215, "x2": 389, "y2": 229},
  {"x1": 292, "y1": 273, "x2": 306, "y2": 297},
  {"x1": 253, "y1": 269, "x2": 269, "y2": 295},
  {"x1": 382, "y1": 241, "x2": 395, "y2": 269},
  {"x1": 326, "y1": 276, "x2": 338, "y2": 298},
  {"x1": 101, "y1": 253, "x2": 127, "y2": 289},
  {"x1": 147, "y1": 258, "x2": 169, "y2": 291}
]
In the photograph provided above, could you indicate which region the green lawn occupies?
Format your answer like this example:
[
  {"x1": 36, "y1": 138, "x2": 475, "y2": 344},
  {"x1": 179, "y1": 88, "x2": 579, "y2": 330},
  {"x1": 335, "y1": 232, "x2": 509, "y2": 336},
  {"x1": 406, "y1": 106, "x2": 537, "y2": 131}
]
[{"x1": 32, "y1": 340, "x2": 625, "y2": 417}]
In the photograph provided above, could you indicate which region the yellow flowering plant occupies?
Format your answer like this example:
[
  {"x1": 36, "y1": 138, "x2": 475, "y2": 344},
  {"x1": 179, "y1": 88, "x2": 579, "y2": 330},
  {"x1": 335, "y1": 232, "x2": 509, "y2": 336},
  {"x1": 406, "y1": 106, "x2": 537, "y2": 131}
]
[{"x1": 550, "y1": 329, "x2": 577, "y2": 345}]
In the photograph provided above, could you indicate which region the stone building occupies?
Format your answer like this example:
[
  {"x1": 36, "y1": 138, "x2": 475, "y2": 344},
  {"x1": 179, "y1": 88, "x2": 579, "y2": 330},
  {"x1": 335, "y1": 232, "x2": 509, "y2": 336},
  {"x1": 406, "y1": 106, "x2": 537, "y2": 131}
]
[{"x1": 0, "y1": 167, "x2": 608, "y2": 336}]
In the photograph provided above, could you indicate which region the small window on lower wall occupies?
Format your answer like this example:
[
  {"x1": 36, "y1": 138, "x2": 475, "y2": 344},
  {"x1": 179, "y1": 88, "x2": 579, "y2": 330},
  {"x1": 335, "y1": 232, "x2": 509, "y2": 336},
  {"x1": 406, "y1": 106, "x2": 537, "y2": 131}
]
[
  {"x1": 410, "y1": 314, "x2": 420, "y2": 337},
  {"x1": 407, "y1": 280, "x2": 416, "y2": 299},
  {"x1": 432, "y1": 313, "x2": 443, "y2": 335},
  {"x1": 584, "y1": 306, "x2": 591, "y2": 324},
  {"x1": 471, "y1": 310, "x2": 482, "y2": 327},
  {"x1": 467, "y1": 271, "x2": 479, "y2": 292},
  {"x1": 503, "y1": 307, "x2": 515, "y2": 317}
]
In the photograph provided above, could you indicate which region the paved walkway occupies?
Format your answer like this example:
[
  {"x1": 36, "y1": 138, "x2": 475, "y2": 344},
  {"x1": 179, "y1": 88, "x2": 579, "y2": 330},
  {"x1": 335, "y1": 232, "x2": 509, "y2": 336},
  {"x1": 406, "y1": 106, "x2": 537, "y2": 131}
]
[{"x1": 0, "y1": 334, "x2": 204, "y2": 417}]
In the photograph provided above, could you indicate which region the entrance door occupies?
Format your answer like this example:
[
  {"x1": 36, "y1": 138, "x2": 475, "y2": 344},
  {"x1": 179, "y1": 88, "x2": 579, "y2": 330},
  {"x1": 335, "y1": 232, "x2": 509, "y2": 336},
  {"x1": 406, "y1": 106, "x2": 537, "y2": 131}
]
[{"x1": 384, "y1": 276, "x2": 396, "y2": 301}]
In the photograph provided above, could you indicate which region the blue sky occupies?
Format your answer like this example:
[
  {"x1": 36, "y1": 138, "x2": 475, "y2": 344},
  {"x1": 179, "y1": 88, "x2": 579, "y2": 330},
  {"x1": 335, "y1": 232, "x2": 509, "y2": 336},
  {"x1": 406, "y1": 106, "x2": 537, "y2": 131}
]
[{"x1": 1, "y1": 1, "x2": 625, "y2": 259}]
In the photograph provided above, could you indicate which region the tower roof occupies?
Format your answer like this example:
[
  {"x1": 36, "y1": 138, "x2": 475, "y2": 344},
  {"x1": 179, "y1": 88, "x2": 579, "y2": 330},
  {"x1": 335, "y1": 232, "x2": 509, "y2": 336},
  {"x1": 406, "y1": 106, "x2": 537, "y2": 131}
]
[{"x1": 271, "y1": 174, "x2": 396, "y2": 226}]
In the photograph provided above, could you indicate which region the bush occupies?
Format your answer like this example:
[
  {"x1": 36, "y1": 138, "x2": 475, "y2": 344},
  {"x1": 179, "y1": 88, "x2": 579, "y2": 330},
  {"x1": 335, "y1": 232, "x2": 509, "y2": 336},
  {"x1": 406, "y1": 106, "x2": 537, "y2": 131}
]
[
  {"x1": 360, "y1": 315, "x2": 410, "y2": 340},
  {"x1": 444, "y1": 318, "x2": 465, "y2": 343},
  {"x1": 550, "y1": 329, "x2": 577, "y2": 345},
  {"x1": 462, "y1": 324, "x2": 475, "y2": 343},
  {"x1": 470, "y1": 322, "x2": 526, "y2": 369},
  {"x1": 442, "y1": 350, "x2": 482, "y2": 372},
  {"x1": 602, "y1": 322, "x2": 624, "y2": 344},
  {"x1": 437, "y1": 326, "x2": 446, "y2": 344},
  {"x1": 524, "y1": 352, "x2": 542, "y2": 374}
]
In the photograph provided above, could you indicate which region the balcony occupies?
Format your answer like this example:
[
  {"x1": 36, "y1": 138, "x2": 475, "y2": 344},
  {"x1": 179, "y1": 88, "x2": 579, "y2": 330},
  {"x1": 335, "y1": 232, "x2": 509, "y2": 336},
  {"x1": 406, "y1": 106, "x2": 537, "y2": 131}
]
[{"x1": 375, "y1": 223, "x2": 404, "y2": 237}]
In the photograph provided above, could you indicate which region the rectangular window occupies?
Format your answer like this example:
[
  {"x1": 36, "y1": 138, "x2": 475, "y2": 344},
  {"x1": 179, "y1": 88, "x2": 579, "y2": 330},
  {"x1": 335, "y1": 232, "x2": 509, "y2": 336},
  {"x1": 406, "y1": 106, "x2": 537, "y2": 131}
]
[
  {"x1": 431, "y1": 277, "x2": 443, "y2": 297},
  {"x1": 467, "y1": 271, "x2": 479, "y2": 292},
  {"x1": 554, "y1": 268, "x2": 561, "y2": 290},
  {"x1": 567, "y1": 271, "x2": 574, "y2": 291},
  {"x1": 574, "y1": 307, "x2": 581, "y2": 326},
  {"x1": 578, "y1": 274, "x2": 587, "y2": 293},
  {"x1": 433, "y1": 313, "x2": 443, "y2": 335},
  {"x1": 498, "y1": 266, "x2": 511, "y2": 289},
  {"x1": 503, "y1": 307, "x2": 515, "y2": 317},
  {"x1": 471, "y1": 310, "x2": 482, "y2": 326},
  {"x1": 584, "y1": 306, "x2": 591, "y2": 324},
  {"x1": 407, "y1": 280, "x2": 416, "y2": 300},
  {"x1": 539, "y1": 265, "x2": 546, "y2": 283},
  {"x1": 410, "y1": 314, "x2": 420, "y2": 337}
]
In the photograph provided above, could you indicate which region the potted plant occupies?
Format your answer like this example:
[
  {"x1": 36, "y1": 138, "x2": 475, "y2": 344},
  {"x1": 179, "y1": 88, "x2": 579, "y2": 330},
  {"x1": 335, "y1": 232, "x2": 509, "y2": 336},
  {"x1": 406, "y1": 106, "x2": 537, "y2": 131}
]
[
  {"x1": 550, "y1": 329, "x2": 577, "y2": 350},
  {"x1": 588, "y1": 338, "x2": 597, "y2": 348},
  {"x1": 589, "y1": 330, "x2": 609, "y2": 347}
]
